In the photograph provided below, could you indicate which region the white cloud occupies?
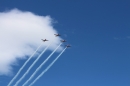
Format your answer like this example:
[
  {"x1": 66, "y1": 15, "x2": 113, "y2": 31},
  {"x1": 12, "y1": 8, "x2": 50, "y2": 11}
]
[{"x1": 0, "y1": 9, "x2": 62, "y2": 76}]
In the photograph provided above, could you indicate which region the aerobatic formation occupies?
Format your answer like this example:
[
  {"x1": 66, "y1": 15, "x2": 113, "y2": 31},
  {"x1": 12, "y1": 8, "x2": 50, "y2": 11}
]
[{"x1": 7, "y1": 34, "x2": 71, "y2": 86}]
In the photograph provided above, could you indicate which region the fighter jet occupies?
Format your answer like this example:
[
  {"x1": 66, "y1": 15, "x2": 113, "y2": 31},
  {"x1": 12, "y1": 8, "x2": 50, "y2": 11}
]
[
  {"x1": 66, "y1": 45, "x2": 71, "y2": 48},
  {"x1": 54, "y1": 34, "x2": 61, "y2": 37},
  {"x1": 61, "y1": 40, "x2": 66, "y2": 42},
  {"x1": 41, "y1": 39, "x2": 48, "y2": 42}
]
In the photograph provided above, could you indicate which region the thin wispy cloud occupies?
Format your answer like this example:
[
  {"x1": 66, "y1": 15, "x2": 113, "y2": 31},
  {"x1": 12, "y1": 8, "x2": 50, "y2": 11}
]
[
  {"x1": 113, "y1": 37, "x2": 120, "y2": 40},
  {"x1": 114, "y1": 36, "x2": 130, "y2": 40},
  {"x1": 127, "y1": 36, "x2": 130, "y2": 39},
  {"x1": 0, "y1": 9, "x2": 62, "y2": 76}
]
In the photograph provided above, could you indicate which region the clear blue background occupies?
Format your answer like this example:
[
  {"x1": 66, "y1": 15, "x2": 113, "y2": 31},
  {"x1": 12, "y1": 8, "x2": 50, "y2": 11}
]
[{"x1": 0, "y1": 0, "x2": 130, "y2": 86}]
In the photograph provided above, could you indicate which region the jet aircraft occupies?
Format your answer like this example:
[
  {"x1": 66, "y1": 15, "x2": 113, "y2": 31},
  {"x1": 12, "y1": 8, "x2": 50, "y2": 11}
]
[
  {"x1": 41, "y1": 39, "x2": 48, "y2": 42},
  {"x1": 66, "y1": 45, "x2": 71, "y2": 48},
  {"x1": 54, "y1": 34, "x2": 61, "y2": 37},
  {"x1": 61, "y1": 40, "x2": 66, "y2": 42}
]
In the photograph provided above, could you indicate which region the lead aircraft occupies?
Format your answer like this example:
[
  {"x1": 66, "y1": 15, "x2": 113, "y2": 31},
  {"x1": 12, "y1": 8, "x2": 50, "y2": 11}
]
[{"x1": 54, "y1": 34, "x2": 61, "y2": 37}]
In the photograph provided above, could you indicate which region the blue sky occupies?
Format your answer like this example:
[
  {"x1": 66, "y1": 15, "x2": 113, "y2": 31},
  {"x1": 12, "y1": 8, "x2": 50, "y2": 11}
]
[{"x1": 0, "y1": 0, "x2": 130, "y2": 86}]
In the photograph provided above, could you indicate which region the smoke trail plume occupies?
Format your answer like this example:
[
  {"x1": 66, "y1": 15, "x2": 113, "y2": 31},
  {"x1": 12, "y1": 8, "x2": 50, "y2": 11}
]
[
  {"x1": 0, "y1": 9, "x2": 62, "y2": 76},
  {"x1": 29, "y1": 47, "x2": 67, "y2": 86},
  {"x1": 7, "y1": 43, "x2": 43, "y2": 86},
  {"x1": 14, "y1": 43, "x2": 51, "y2": 86},
  {"x1": 22, "y1": 43, "x2": 62, "y2": 86}
]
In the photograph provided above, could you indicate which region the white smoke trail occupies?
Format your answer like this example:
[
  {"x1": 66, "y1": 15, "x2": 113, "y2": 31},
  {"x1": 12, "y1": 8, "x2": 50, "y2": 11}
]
[
  {"x1": 29, "y1": 47, "x2": 67, "y2": 86},
  {"x1": 14, "y1": 43, "x2": 51, "y2": 86},
  {"x1": 22, "y1": 43, "x2": 62, "y2": 86},
  {"x1": 7, "y1": 43, "x2": 43, "y2": 86}
]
